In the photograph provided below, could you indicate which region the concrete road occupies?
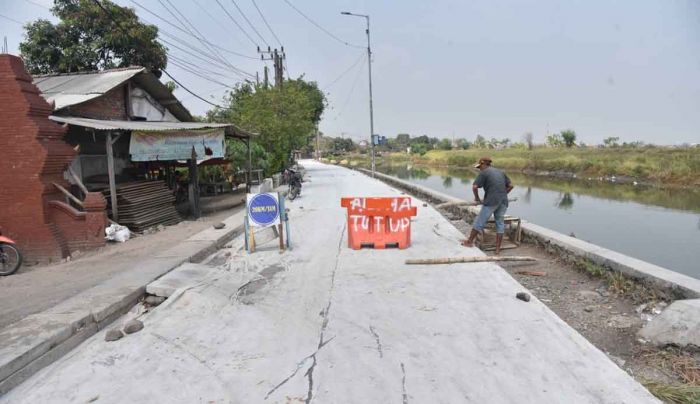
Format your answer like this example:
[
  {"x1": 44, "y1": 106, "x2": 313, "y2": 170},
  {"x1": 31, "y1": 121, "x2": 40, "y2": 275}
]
[{"x1": 2, "y1": 161, "x2": 658, "y2": 403}]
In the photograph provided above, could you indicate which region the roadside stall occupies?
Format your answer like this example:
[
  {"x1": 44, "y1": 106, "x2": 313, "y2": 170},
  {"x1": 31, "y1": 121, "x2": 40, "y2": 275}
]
[{"x1": 51, "y1": 117, "x2": 255, "y2": 228}]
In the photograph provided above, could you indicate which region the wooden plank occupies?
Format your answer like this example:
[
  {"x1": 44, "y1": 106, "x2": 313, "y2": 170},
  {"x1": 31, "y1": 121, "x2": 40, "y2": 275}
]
[{"x1": 405, "y1": 256, "x2": 536, "y2": 265}]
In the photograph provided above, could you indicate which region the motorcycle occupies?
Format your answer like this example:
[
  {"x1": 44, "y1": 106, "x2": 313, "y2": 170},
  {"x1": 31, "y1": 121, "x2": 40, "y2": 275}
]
[
  {"x1": 0, "y1": 227, "x2": 22, "y2": 276},
  {"x1": 284, "y1": 168, "x2": 303, "y2": 200}
]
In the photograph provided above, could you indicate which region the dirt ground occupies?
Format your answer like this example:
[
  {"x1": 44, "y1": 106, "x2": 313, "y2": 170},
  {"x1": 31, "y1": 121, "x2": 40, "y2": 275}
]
[
  {"x1": 439, "y1": 209, "x2": 700, "y2": 402},
  {"x1": 0, "y1": 208, "x2": 238, "y2": 329}
]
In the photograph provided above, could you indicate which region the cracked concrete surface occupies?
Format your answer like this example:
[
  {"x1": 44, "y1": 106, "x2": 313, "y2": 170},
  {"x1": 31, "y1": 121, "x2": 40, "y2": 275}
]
[{"x1": 1, "y1": 161, "x2": 659, "y2": 403}]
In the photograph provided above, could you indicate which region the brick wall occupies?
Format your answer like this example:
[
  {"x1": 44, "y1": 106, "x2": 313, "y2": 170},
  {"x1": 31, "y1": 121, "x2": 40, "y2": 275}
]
[
  {"x1": 61, "y1": 84, "x2": 128, "y2": 120},
  {"x1": 48, "y1": 192, "x2": 107, "y2": 253},
  {"x1": 0, "y1": 55, "x2": 106, "y2": 264}
]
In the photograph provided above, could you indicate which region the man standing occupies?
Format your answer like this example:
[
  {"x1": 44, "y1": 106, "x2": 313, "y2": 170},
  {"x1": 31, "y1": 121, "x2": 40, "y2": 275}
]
[{"x1": 462, "y1": 157, "x2": 514, "y2": 254}]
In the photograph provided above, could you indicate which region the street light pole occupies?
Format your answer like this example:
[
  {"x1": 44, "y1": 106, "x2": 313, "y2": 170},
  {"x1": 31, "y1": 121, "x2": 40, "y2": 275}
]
[{"x1": 342, "y1": 11, "x2": 375, "y2": 177}]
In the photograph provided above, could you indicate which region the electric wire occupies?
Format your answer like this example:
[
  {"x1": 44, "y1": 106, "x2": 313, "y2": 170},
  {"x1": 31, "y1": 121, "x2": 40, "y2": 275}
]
[
  {"x1": 159, "y1": 36, "x2": 254, "y2": 79},
  {"x1": 251, "y1": 0, "x2": 283, "y2": 48},
  {"x1": 230, "y1": 0, "x2": 269, "y2": 47},
  {"x1": 213, "y1": 0, "x2": 260, "y2": 47},
  {"x1": 191, "y1": 0, "x2": 247, "y2": 49},
  {"x1": 333, "y1": 57, "x2": 365, "y2": 121},
  {"x1": 158, "y1": 0, "x2": 239, "y2": 77},
  {"x1": 90, "y1": 0, "x2": 227, "y2": 109},
  {"x1": 281, "y1": 0, "x2": 363, "y2": 49},
  {"x1": 130, "y1": 0, "x2": 258, "y2": 59},
  {"x1": 324, "y1": 52, "x2": 365, "y2": 90},
  {"x1": 0, "y1": 13, "x2": 24, "y2": 25},
  {"x1": 23, "y1": 0, "x2": 50, "y2": 10}
]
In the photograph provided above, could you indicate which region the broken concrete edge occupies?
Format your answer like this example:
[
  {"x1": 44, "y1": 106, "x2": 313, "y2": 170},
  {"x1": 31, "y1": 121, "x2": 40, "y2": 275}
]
[
  {"x1": 0, "y1": 212, "x2": 246, "y2": 395},
  {"x1": 356, "y1": 167, "x2": 700, "y2": 300}
]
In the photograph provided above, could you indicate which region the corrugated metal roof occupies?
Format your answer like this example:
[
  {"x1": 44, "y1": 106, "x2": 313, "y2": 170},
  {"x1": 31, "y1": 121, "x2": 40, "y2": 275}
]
[
  {"x1": 49, "y1": 116, "x2": 254, "y2": 139},
  {"x1": 33, "y1": 68, "x2": 145, "y2": 110}
]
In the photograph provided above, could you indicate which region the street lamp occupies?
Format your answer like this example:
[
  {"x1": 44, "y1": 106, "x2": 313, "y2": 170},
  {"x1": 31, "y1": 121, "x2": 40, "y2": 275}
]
[{"x1": 341, "y1": 11, "x2": 375, "y2": 177}]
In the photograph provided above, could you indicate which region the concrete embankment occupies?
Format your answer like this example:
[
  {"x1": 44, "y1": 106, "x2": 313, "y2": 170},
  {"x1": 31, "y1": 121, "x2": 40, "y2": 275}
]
[{"x1": 358, "y1": 168, "x2": 700, "y2": 300}]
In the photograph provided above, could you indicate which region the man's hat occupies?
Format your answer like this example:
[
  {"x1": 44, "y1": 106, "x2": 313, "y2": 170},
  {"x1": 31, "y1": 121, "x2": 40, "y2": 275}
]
[{"x1": 474, "y1": 157, "x2": 492, "y2": 168}]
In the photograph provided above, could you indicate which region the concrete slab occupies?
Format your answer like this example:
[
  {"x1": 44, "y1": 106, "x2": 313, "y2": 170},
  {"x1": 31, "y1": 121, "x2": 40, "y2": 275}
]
[
  {"x1": 1, "y1": 161, "x2": 659, "y2": 403},
  {"x1": 639, "y1": 299, "x2": 700, "y2": 348},
  {"x1": 146, "y1": 263, "x2": 213, "y2": 297},
  {"x1": 0, "y1": 212, "x2": 245, "y2": 395}
]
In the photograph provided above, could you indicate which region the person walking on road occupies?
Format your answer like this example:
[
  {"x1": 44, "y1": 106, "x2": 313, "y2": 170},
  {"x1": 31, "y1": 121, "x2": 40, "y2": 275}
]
[{"x1": 462, "y1": 157, "x2": 514, "y2": 254}]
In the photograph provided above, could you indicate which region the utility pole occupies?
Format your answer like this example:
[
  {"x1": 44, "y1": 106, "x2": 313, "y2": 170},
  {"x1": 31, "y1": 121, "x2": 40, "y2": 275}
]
[
  {"x1": 315, "y1": 125, "x2": 320, "y2": 160},
  {"x1": 342, "y1": 12, "x2": 375, "y2": 177},
  {"x1": 259, "y1": 46, "x2": 286, "y2": 89}
]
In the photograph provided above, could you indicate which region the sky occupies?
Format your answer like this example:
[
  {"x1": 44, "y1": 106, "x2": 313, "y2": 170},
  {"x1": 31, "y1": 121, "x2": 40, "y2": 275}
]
[{"x1": 1, "y1": 0, "x2": 699, "y2": 145}]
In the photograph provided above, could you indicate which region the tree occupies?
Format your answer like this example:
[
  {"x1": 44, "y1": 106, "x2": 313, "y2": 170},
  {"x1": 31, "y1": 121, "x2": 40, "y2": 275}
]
[
  {"x1": 561, "y1": 130, "x2": 577, "y2": 148},
  {"x1": 546, "y1": 133, "x2": 563, "y2": 147},
  {"x1": 603, "y1": 137, "x2": 620, "y2": 147},
  {"x1": 411, "y1": 143, "x2": 428, "y2": 156},
  {"x1": 437, "y1": 138, "x2": 452, "y2": 150},
  {"x1": 474, "y1": 135, "x2": 487, "y2": 148},
  {"x1": 523, "y1": 132, "x2": 534, "y2": 150},
  {"x1": 20, "y1": 0, "x2": 167, "y2": 74},
  {"x1": 457, "y1": 138, "x2": 472, "y2": 150},
  {"x1": 207, "y1": 78, "x2": 326, "y2": 174},
  {"x1": 396, "y1": 133, "x2": 411, "y2": 146}
]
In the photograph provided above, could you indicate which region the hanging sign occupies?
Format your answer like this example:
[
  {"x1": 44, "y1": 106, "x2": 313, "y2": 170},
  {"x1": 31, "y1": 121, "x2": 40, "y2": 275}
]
[
  {"x1": 247, "y1": 193, "x2": 281, "y2": 228},
  {"x1": 129, "y1": 128, "x2": 225, "y2": 161}
]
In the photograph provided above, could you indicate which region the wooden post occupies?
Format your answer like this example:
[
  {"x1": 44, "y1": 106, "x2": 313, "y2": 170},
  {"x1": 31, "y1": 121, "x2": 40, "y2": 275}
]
[
  {"x1": 106, "y1": 132, "x2": 119, "y2": 222},
  {"x1": 278, "y1": 223, "x2": 284, "y2": 251},
  {"x1": 188, "y1": 146, "x2": 201, "y2": 219}
]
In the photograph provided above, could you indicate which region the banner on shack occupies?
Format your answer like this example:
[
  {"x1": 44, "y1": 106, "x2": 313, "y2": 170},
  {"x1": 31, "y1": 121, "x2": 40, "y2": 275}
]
[{"x1": 129, "y1": 128, "x2": 225, "y2": 161}]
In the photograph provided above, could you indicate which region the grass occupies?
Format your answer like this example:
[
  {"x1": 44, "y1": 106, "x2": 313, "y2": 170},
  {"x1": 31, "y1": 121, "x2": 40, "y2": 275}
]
[
  {"x1": 573, "y1": 259, "x2": 659, "y2": 301},
  {"x1": 377, "y1": 146, "x2": 700, "y2": 187},
  {"x1": 643, "y1": 381, "x2": 700, "y2": 404}
]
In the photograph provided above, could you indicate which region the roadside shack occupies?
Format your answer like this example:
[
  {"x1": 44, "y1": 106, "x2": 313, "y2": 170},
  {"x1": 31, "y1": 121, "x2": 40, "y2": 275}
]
[{"x1": 34, "y1": 67, "x2": 254, "y2": 230}]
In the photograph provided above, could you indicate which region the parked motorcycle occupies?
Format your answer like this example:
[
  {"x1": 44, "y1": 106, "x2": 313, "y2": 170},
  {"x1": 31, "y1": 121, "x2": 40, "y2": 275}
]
[
  {"x1": 0, "y1": 227, "x2": 22, "y2": 276},
  {"x1": 285, "y1": 168, "x2": 303, "y2": 200}
]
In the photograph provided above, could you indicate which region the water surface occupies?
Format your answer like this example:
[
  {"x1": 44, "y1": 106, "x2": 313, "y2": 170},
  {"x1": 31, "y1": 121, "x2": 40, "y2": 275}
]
[{"x1": 376, "y1": 164, "x2": 700, "y2": 280}]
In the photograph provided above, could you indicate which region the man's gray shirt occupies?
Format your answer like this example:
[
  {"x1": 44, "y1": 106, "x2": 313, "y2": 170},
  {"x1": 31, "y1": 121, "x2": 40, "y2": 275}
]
[{"x1": 473, "y1": 167, "x2": 511, "y2": 207}]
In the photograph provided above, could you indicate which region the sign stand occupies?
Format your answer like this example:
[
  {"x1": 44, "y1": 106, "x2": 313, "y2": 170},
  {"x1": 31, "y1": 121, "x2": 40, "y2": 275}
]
[{"x1": 245, "y1": 192, "x2": 290, "y2": 253}]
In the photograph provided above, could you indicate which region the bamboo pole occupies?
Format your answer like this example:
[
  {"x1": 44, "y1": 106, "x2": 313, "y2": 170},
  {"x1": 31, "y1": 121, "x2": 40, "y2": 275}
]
[
  {"x1": 52, "y1": 182, "x2": 84, "y2": 208},
  {"x1": 67, "y1": 167, "x2": 89, "y2": 195},
  {"x1": 436, "y1": 198, "x2": 517, "y2": 209},
  {"x1": 405, "y1": 256, "x2": 536, "y2": 265}
]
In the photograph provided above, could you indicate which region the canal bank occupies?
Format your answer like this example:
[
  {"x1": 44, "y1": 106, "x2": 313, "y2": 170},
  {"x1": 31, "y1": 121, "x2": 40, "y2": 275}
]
[
  {"x1": 358, "y1": 168, "x2": 700, "y2": 299},
  {"x1": 369, "y1": 163, "x2": 700, "y2": 280},
  {"x1": 1, "y1": 161, "x2": 659, "y2": 403}
]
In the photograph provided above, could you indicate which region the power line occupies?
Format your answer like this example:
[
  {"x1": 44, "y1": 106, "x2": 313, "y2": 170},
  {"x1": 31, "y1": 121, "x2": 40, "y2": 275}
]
[
  {"x1": 159, "y1": 36, "x2": 254, "y2": 79},
  {"x1": 23, "y1": 0, "x2": 50, "y2": 10},
  {"x1": 191, "y1": 0, "x2": 247, "y2": 49},
  {"x1": 324, "y1": 52, "x2": 365, "y2": 90},
  {"x1": 214, "y1": 0, "x2": 259, "y2": 47},
  {"x1": 158, "y1": 0, "x2": 238, "y2": 77},
  {"x1": 251, "y1": 0, "x2": 283, "y2": 48},
  {"x1": 161, "y1": 69, "x2": 226, "y2": 108},
  {"x1": 130, "y1": 1, "x2": 258, "y2": 59},
  {"x1": 281, "y1": 0, "x2": 363, "y2": 49},
  {"x1": 90, "y1": 0, "x2": 228, "y2": 109},
  {"x1": 0, "y1": 13, "x2": 24, "y2": 25},
  {"x1": 230, "y1": 0, "x2": 269, "y2": 47},
  {"x1": 333, "y1": 57, "x2": 365, "y2": 121}
]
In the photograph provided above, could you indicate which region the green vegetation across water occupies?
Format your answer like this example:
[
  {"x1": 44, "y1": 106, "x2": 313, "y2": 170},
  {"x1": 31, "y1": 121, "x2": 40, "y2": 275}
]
[{"x1": 374, "y1": 147, "x2": 700, "y2": 187}]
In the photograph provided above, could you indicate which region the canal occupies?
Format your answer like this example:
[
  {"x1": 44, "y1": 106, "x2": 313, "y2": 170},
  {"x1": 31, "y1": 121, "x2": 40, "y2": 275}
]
[{"x1": 375, "y1": 163, "x2": 700, "y2": 280}]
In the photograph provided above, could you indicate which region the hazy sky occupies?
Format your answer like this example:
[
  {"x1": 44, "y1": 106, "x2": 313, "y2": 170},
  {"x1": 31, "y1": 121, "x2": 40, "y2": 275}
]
[{"x1": 2, "y1": 0, "x2": 699, "y2": 144}]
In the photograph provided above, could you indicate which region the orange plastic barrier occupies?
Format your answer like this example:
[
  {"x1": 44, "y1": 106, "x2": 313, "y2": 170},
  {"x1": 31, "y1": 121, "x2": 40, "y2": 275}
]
[{"x1": 340, "y1": 197, "x2": 418, "y2": 250}]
